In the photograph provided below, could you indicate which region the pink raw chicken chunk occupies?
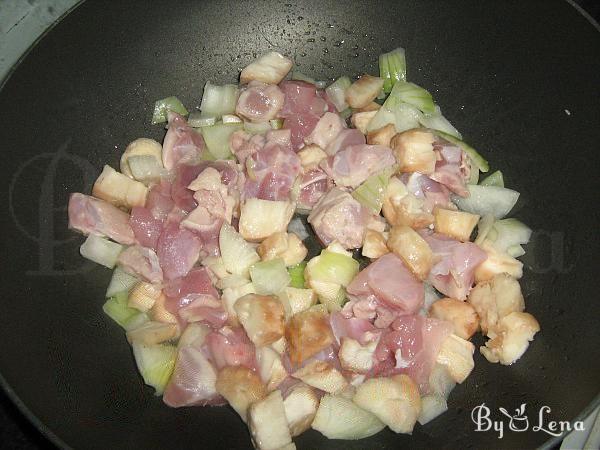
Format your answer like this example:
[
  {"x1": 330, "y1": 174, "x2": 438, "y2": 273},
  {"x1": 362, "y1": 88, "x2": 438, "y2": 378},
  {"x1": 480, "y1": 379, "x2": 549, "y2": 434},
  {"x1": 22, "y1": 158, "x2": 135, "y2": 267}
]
[
  {"x1": 179, "y1": 294, "x2": 228, "y2": 329},
  {"x1": 68, "y1": 193, "x2": 136, "y2": 245},
  {"x1": 164, "y1": 267, "x2": 219, "y2": 312},
  {"x1": 162, "y1": 112, "x2": 205, "y2": 170},
  {"x1": 372, "y1": 315, "x2": 453, "y2": 392},
  {"x1": 296, "y1": 167, "x2": 331, "y2": 211},
  {"x1": 308, "y1": 187, "x2": 371, "y2": 249},
  {"x1": 129, "y1": 206, "x2": 163, "y2": 249},
  {"x1": 163, "y1": 331, "x2": 225, "y2": 407},
  {"x1": 430, "y1": 141, "x2": 469, "y2": 197},
  {"x1": 205, "y1": 326, "x2": 257, "y2": 370},
  {"x1": 419, "y1": 230, "x2": 487, "y2": 300},
  {"x1": 280, "y1": 80, "x2": 327, "y2": 150},
  {"x1": 244, "y1": 129, "x2": 301, "y2": 201},
  {"x1": 323, "y1": 144, "x2": 396, "y2": 188},
  {"x1": 347, "y1": 253, "x2": 424, "y2": 314},
  {"x1": 156, "y1": 222, "x2": 202, "y2": 281},
  {"x1": 236, "y1": 81, "x2": 285, "y2": 122},
  {"x1": 117, "y1": 245, "x2": 163, "y2": 283}
]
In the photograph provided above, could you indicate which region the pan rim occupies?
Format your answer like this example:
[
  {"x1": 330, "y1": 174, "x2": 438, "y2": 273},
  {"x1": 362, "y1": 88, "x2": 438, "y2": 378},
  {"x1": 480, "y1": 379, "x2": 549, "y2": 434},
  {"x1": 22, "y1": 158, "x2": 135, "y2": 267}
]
[{"x1": 0, "y1": 0, "x2": 598, "y2": 448}]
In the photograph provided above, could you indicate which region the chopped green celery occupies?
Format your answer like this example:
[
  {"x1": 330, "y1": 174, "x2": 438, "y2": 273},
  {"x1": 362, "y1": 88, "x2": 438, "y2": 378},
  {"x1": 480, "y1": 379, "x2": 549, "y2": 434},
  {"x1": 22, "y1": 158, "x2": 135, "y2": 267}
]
[
  {"x1": 436, "y1": 130, "x2": 489, "y2": 173},
  {"x1": 200, "y1": 122, "x2": 243, "y2": 159},
  {"x1": 80, "y1": 234, "x2": 123, "y2": 269},
  {"x1": 306, "y1": 250, "x2": 359, "y2": 287},
  {"x1": 188, "y1": 111, "x2": 216, "y2": 128},
  {"x1": 152, "y1": 96, "x2": 188, "y2": 124},
  {"x1": 131, "y1": 342, "x2": 177, "y2": 395},
  {"x1": 270, "y1": 119, "x2": 284, "y2": 129},
  {"x1": 105, "y1": 267, "x2": 138, "y2": 298},
  {"x1": 379, "y1": 48, "x2": 407, "y2": 94},
  {"x1": 103, "y1": 292, "x2": 141, "y2": 328},
  {"x1": 244, "y1": 120, "x2": 272, "y2": 134},
  {"x1": 291, "y1": 71, "x2": 316, "y2": 84},
  {"x1": 384, "y1": 80, "x2": 435, "y2": 114},
  {"x1": 288, "y1": 262, "x2": 307, "y2": 288},
  {"x1": 453, "y1": 185, "x2": 519, "y2": 219},
  {"x1": 480, "y1": 170, "x2": 504, "y2": 187},
  {"x1": 250, "y1": 258, "x2": 291, "y2": 295},
  {"x1": 351, "y1": 167, "x2": 395, "y2": 213},
  {"x1": 419, "y1": 105, "x2": 462, "y2": 139},
  {"x1": 325, "y1": 76, "x2": 352, "y2": 112},
  {"x1": 199, "y1": 82, "x2": 239, "y2": 120}
]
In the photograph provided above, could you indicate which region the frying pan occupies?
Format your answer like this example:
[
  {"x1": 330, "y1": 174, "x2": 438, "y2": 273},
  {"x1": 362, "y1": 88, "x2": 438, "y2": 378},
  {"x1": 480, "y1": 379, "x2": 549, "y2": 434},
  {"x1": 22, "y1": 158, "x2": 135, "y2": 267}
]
[{"x1": 1, "y1": 0, "x2": 599, "y2": 448}]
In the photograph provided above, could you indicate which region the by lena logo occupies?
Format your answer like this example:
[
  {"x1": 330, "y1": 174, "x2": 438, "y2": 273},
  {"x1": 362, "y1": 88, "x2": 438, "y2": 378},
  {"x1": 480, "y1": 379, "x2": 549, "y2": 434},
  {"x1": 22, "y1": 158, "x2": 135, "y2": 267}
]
[{"x1": 471, "y1": 403, "x2": 585, "y2": 439}]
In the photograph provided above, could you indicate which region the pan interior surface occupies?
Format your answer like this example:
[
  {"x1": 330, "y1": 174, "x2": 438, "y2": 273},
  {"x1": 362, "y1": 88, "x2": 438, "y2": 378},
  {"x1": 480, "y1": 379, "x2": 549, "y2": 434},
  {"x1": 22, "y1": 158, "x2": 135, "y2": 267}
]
[{"x1": 0, "y1": 1, "x2": 598, "y2": 449}]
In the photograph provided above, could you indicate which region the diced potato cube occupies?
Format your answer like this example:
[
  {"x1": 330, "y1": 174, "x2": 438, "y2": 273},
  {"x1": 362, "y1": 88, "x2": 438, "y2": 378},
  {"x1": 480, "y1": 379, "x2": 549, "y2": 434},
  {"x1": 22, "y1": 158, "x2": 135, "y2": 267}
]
[
  {"x1": 429, "y1": 298, "x2": 479, "y2": 340},
  {"x1": 468, "y1": 273, "x2": 525, "y2": 335},
  {"x1": 312, "y1": 394, "x2": 385, "y2": 439},
  {"x1": 353, "y1": 375, "x2": 421, "y2": 434},
  {"x1": 387, "y1": 225, "x2": 433, "y2": 280},
  {"x1": 92, "y1": 165, "x2": 148, "y2": 209},
  {"x1": 241, "y1": 52, "x2": 293, "y2": 85},
  {"x1": 248, "y1": 390, "x2": 293, "y2": 450},
  {"x1": 382, "y1": 177, "x2": 433, "y2": 228},
  {"x1": 474, "y1": 239, "x2": 523, "y2": 282},
  {"x1": 297, "y1": 144, "x2": 327, "y2": 168},
  {"x1": 353, "y1": 101, "x2": 381, "y2": 112},
  {"x1": 281, "y1": 287, "x2": 317, "y2": 316},
  {"x1": 239, "y1": 199, "x2": 294, "y2": 242},
  {"x1": 216, "y1": 366, "x2": 267, "y2": 422},
  {"x1": 434, "y1": 208, "x2": 480, "y2": 242},
  {"x1": 367, "y1": 123, "x2": 397, "y2": 147},
  {"x1": 480, "y1": 311, "x2": 540, "y2": 365},
  {"x1": 234, "y1": 294, "x2": 285, "y2": 346},
  {"x1": 351, "y1": 111, "x2": 378, "y2": 135},
  {"x1": 345, "y1": 75, "x2": 385, "y2": 109},
  {"x1": 292, "y1": 360, "x2": 348, "y2": 393},
  {"x1": 390, "y1": 129, "x2": 436, "y2": 175},
  {"x1": 256, "y1": 346, "x2": 288, "y2": 392},
  {"x1": 285, "y1": 309, "x2": 334, "y2": 364},
  {"x1": 283, "y1": 383, "x2": 319, "y2": 437},
  {"x1": 435, "y1": 334, "x2": 475, "y2": 383},
  {"x1": 338, "y1": 338, "x2": 378, "y2": 373},
  {"x1": 149, "y1": 292, "x2": 178, "y2": 324},
  {"x1": 126, "y1": 321, "x2": 179, "y2": 345},
  {"x1": 257, "y1": 232, "x2": 308, "y2": 267},
  {"x1": 362, "y1": 229, "x2": 389, "y2": 259}
]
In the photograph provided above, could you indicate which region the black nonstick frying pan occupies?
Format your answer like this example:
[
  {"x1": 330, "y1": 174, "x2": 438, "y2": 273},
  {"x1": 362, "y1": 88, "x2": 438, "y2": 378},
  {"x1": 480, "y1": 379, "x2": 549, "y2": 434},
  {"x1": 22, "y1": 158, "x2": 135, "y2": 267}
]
[{"x1": 1, "y1": 1, "x2": 599, "y2": 449}]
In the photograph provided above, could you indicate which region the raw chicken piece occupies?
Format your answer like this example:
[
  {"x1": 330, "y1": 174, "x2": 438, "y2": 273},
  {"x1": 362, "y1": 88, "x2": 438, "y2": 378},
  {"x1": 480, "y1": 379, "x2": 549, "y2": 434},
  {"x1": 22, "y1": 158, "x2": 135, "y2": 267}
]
[
  {"x1": 68, "y1": 193, "x2": 136, "y2": 245},
  {"x1": 296, "y1": 167, "x2": 332, "y2": 211},
  {"x1": 205, "y1": 326, "x2": 257, "y2": 370},
  {"x1": 244, "y1": 133, "x2": 301, "y2": 201},
  {"x1": 324, "y1": 128, "x2": 366, "y2": 156},
  {"x1": 372, "y1": 315, "x2": 453, "y2": 392},
  {"x1": 163, "y1": 329, "x2": 225, "y2": 407},
  {"x1": 129, "y1": 206, "x2": 163, "y2": 249},
  {"x1": 305, "y1": 112, "x2": 346, "y2": 149},
  {"x1": 156, "y1": 222, "x2": 202, "y2": 280},
  {"x1": 162, "y1": 112, "x2": 205, "y2": 170},
  {"x1": 430, "y1": 142, "x2": 469, "y2": 197},
  {"x1": 419, "y1": 230, "x2": 487, "y2": 300},
  {"x1": 307, "y1": 187, "x2": 370, "y2": 249},
  {"x1": 279, "y1": 81, "x2": 327, "y2": 150},
  {"x1": 347, "y1": 253, "x2": 424, "y2": 314},
  {"x1": 236, "y1": 81, "x2": 285, "y2": 122},
  {"x1": 118, "y1": 245, "x2": 163, "y2": 283},
  {"x1": 323, "y1": 144, "x2": 396, "y2": 188}
]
